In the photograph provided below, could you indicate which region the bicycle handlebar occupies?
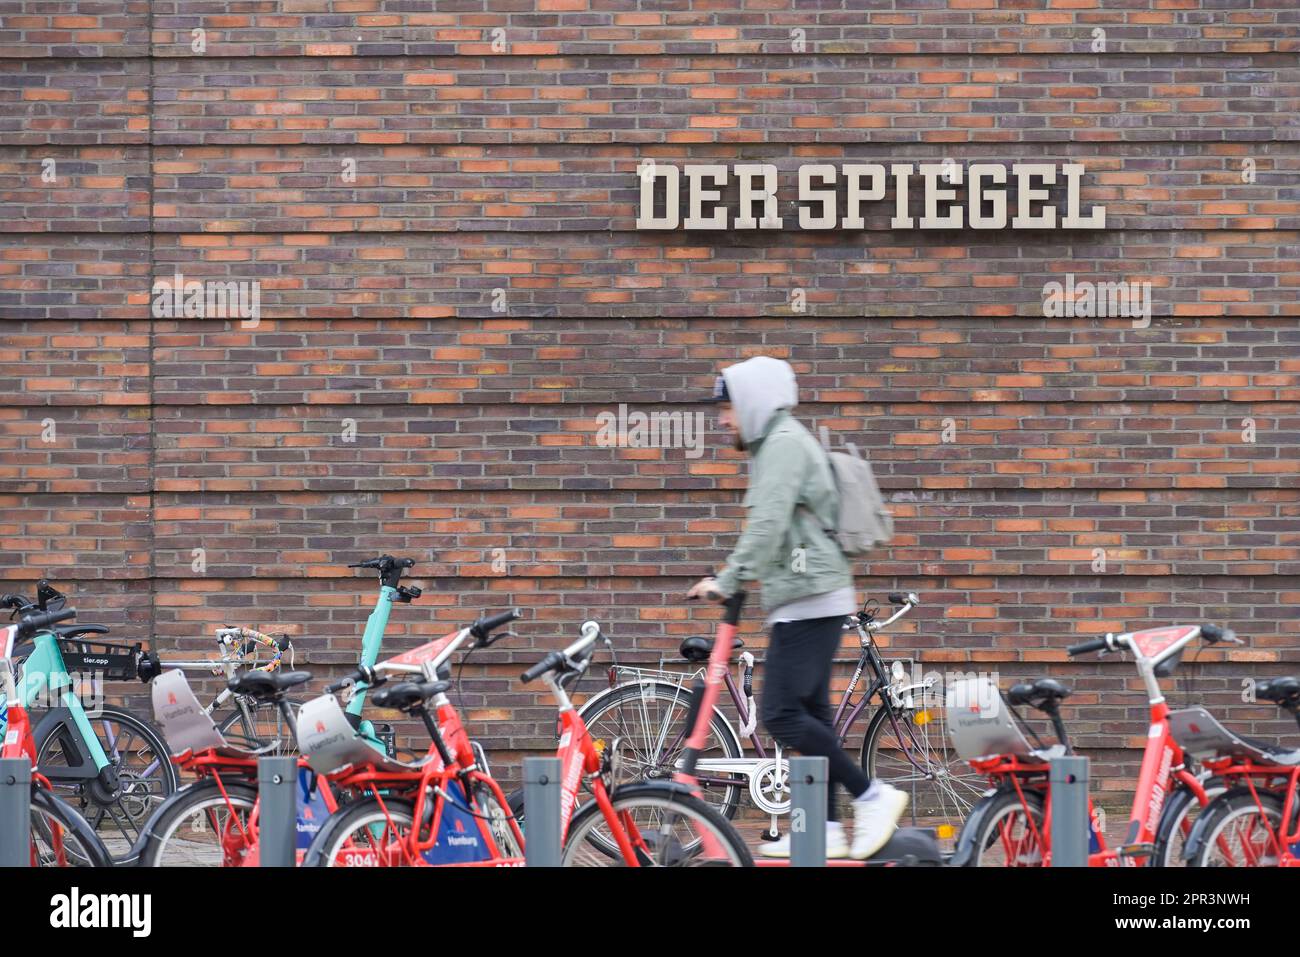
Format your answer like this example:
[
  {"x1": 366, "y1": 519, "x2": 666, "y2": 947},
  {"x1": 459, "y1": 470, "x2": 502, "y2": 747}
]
[
  {"x1": 471, "y1": 608, "x2": 521, "y2": 642},
  {"x1": 1066, "y1": 637, "x2": 1110, "y2": 657},
  {"x1": 848, "y1": 592, "x2": 918, "y2": 634},
  {"x1": 722, "y1": 590, "x2": 746, "y2": 626},
  {"x1": 347, "y1": 555, "x2": 416, "y2": 571},
  {"x1": 326, "y1": 664, "x2": 377, "y2": 694},
  {"x1": 1069, "y1": 623, "x2": 1235, "y2": 658},
  {"x1": 520, "y1": 621, "x2": 603, "y2": 684},
  {"x1": 16, "y1": 607, "x2": 77, "y2": 639},
  {"x1": 520, "y1": 652, "x2": 563, "y2": 684}
]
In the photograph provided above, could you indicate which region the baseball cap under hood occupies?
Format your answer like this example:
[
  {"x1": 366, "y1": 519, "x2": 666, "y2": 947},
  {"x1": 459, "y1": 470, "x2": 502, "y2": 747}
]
[{"x1": 719, "y1": 356, "x2": 798, "y2": 445}]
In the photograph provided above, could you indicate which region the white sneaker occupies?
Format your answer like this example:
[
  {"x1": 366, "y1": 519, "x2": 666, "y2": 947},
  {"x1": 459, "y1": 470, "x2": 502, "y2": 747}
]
[
  {"x1": 850, "y1": 783, "x2": 909, "y2": 860},
  {"x1": 758, "y1": 821, "x2": 849, "y2": 859}
]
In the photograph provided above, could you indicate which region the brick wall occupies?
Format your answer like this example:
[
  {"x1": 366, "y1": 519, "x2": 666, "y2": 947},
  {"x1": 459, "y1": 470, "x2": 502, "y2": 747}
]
[{"x1": 2, "y1": 0, "x2": 1298, "y2": 799}]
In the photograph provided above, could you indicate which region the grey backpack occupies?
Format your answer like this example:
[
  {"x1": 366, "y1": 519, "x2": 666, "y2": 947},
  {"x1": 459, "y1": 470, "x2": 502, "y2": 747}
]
[{"x1": 818, "y1": 427, "x2": 894, "y2": 556}]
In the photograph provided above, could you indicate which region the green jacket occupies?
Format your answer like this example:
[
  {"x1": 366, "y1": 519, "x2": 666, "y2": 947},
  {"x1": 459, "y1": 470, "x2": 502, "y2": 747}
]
[{"x1": 714, "y1": 405, "x2": 853, "y2": 613}]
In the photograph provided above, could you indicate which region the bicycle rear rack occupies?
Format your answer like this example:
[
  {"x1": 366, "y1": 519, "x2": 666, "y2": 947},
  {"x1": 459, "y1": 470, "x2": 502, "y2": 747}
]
[{"x1": 609, "y1": 663, "x2": 704, "y2": 688}]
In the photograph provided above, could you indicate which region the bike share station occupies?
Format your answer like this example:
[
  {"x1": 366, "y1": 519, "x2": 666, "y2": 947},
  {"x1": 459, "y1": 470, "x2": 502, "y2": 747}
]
[{"x1": 2, "y1": 574, "x2": 1293, "y2": 869}]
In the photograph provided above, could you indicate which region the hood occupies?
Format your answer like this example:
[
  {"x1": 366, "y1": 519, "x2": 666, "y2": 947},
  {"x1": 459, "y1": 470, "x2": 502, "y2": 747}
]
[{"x1": 720, "y1": 356, "x2": 798, "y2": 446}]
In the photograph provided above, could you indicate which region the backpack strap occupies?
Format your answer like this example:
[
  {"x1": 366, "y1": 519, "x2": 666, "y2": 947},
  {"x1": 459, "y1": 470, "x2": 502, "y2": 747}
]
[{"x1": 810, "y1": 425, "x2": 842, "y2": 543}]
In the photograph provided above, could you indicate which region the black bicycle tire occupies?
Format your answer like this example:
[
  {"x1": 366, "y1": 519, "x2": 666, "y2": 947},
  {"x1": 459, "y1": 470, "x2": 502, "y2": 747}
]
[
  {"x1": 30, "y1": 786, "x2": 113, "y2": 868},
  {"x1": 35, "y1": 705, "x2": 180, "y2": 860},
  {"x1": 137, "y1": 779, "x2": 260, "y2": 867},
  {"x1": 578, "y1": 681, "x2": 744, "y2": 820}
]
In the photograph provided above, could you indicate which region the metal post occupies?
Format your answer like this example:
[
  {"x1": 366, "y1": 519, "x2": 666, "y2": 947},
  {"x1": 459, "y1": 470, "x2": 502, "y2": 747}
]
[
  {"x1": 0, "y1": 759, "x2": 31, "y2": 867},
  {"x1": 523, "y1": 756, "x2": 561, "y2": 867},
  {"x1": 258, "y1": 755, "x2": 298, "y2": 867},
  {"x1": 1050, "y1": 755, "x2": 1090, "y2": 867},
  {"x1": 790, "y1": 756, "x2": 828, "y2": 867}
]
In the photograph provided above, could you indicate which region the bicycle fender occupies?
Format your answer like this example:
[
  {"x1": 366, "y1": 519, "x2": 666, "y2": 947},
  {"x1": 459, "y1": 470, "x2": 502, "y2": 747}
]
[
  {"x1": 948, "y1": 785, "x2": 1025, "y2": 868},
  {"x1": 607, "y1": 779, "x2": 703, "y2": 803},
  {"x1": 1180, "y1": 785, "x2": 1255, "y2": 863}
]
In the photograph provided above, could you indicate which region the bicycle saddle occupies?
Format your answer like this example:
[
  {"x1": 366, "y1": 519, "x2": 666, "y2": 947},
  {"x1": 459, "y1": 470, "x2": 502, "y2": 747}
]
[
  {"x1": 371, "y1": 680, "x2": 451, "y2": 712},
  {"x1": 1006, "y1": 678, "x2": 1072, "y2": 711},
  {"x1": 228, "y1": 669, "x2": 312, "y2": 700},
  {"x1": 679, "y1": 635, "x2": 744, "y2": 663},
  {"x1": 1258, "y1": 676, "x2": 1300, "y2": 708}
]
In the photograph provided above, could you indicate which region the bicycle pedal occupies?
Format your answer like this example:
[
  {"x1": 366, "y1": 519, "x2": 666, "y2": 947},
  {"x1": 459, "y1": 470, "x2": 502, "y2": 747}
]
[{"x1": 1117, "y1": 843, "x2": 1156, "y2": 859}]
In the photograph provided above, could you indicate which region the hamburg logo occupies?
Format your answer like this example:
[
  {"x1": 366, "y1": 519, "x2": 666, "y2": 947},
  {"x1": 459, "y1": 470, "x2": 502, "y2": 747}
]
[
  {"x1": 454, "y1": 818, "x2": 465, "y2": 833},
  {"x1": 167, "y1": 692, "x2": 177, "y2": 705},
  {"x1": 315, "y1": 720, "x2": 326, "y2": 734}
]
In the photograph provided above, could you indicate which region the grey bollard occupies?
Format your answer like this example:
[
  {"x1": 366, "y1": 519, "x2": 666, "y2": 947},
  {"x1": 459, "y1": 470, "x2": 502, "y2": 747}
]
[
  {"x1": 258, "y1": 756, "x2": 298, "y2": 867},
  {"x1": 1050, "y1": 755, "x2": 1090, "y2": 867},
  {"x1": 523, "y1": 756, "x2": 562, "y2": 867},
  {"x1": 789, "y1": 756, "x2": 829, "y2": 867},
  {"x1": 0, "y1": 759, "x2": 31, "y2": 867}
]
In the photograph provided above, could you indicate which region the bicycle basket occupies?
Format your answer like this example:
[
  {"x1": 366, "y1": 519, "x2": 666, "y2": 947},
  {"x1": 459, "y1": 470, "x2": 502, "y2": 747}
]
[{"x1": 56, "y1": 638, "x2": 144, "y2": 682}]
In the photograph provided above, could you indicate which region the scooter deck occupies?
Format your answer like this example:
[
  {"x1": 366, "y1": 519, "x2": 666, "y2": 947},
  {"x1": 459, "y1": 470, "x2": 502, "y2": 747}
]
[{"x1": 753, "y1": 827, "x2": 944, "y2": 867}]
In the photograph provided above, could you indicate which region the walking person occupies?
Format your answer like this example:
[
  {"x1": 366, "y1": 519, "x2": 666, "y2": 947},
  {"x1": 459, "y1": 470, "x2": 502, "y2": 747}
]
[{"x1": 687, "y1": 355, "x2": 908, "y2": 859}]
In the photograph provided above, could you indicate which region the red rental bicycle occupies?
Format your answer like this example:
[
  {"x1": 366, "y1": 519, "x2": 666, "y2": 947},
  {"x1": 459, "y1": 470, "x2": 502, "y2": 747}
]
[
  {"x1": 300, "y1": 610, "x2": 524, "y2": 866},
  {"x1": 140, "y1": 664, "x2": 322, "y2": 866},
  {"x1": 946, "y1": 622, "x2": 1234, "y2": 867},
  {"x1": 302, "y1": 615, "x2": 752, "y2": 866},
  {"x1": 141, "y1": 609, "x2": 518, "y2": 866},
  {"x1": 1, "y1": 607, "x2": 112, "y2": 867},
  {"x1": 1177, "y1": 675, "x2": 1300, "y2": 867}
]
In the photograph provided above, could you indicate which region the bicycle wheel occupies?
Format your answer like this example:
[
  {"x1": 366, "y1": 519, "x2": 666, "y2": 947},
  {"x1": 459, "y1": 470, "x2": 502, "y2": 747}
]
[
  {"x1": 217, "y1": 697, "x2": 302, "y2": 753},
  {"x1": 860, "y1": 703, "x2": 984, "y2": 850},
  {"x1": 579, "y1": 682, "x2": 744, "y2": 821},
  {"x1": 473, "y1": 785, "x2": 523, "y2": 858},
  {"x1": 1190, "y1": 790, "x2": 1292, "y2": 867},
  {"x1": 1151, "y1": 776, "x2": 1224, "y2": 867},
  {"x1": 954, "y1": 789, "x2": 1047, "y2": 867},
  {"x1": 30, "y1": 786, "x2": 112, "y2": 867},
  {"x1": 138, "y1": 781, "x2": 259, "y2": 867},
  {"x1": 561, "y1": 783, "x2": 752, "y2": 867},
  {"x1": 304, "y1": 796, "x2": 419, "y2": 867},
  {"x1": 36, "y1": 705, "x2": 179, "y2": 861}
]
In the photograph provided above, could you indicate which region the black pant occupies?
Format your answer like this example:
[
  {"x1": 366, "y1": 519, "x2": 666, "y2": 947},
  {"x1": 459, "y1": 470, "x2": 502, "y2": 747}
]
[{"x1": 760, "y1": 615, "x2": 871, "y2": 823}]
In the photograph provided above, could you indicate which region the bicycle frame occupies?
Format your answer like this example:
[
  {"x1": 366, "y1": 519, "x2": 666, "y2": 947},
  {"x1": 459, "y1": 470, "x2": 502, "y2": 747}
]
[
  {"x1": 3, "y1": 630, "x2": 115, "y2": 784},
  {"x1": 1198, "y1": 757, "x2": 1300, "y2": 866},
  {"x1": 170, "y1": 748, "x2": 342, "y2": 867},
  {"x1": 600, "y1": 596, "x2": 925, "y2": 804},
  {"x1": 1, "y1": 622, "x2": 111, "y2": 867},
  {"x1": 349, "y1": 584, "x2": 399, "y2": 722},
  {"x1": 313, "y1": 624, "x2": 527, "y2": 866}
]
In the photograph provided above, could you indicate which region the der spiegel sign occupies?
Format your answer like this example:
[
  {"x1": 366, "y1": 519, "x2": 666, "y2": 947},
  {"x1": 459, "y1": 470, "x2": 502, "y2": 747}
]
[{"x1": 635, "y1": 162, "x2": 1107, "y2": 232}]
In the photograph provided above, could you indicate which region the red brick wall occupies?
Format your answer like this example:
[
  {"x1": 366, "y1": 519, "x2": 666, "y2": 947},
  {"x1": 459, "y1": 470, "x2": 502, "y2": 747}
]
[{"x1": 2, "y1": 0, "x2": 1298, "y2": 795}]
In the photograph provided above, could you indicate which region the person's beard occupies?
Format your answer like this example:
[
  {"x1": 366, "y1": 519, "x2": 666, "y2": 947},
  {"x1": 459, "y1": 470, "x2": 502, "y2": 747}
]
[{"x1": 733, "y1": 433, "x2": 746, "y2": 452}]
